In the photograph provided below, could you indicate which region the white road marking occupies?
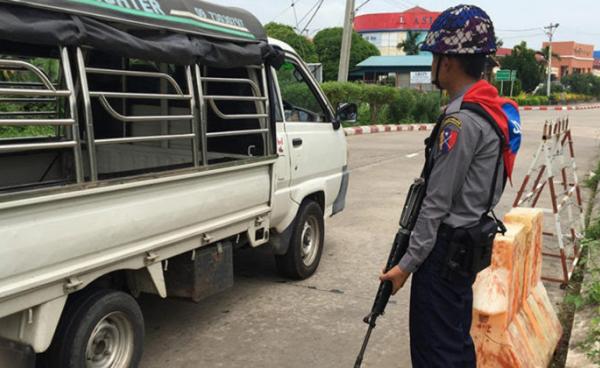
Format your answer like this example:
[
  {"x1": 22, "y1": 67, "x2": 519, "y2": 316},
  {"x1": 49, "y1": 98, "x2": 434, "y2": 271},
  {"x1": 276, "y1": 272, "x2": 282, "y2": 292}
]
[{"x1": 405, "y1": 153, "x2": 420, "y2": 158}]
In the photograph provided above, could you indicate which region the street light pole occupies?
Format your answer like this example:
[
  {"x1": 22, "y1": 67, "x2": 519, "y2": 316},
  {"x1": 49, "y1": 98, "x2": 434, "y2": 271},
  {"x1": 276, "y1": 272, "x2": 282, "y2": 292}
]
[
  {"x1": 544, "y1": 23, "x2": 559, "y2": 97},
  {"x1": 338, "y1": 0, "x2": 355, "y2": 82}
]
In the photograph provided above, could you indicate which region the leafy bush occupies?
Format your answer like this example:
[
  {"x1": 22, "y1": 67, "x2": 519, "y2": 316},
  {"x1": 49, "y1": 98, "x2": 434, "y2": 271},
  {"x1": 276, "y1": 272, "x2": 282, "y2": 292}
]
[
  {"x1": 320, "y1": 82, "x2": 441, "y2": 125},
  {"x1": 388, "y1": 88, "x2": 416, "y2": 123},
  {"x1": 321, "y1": 81, "x2": 362, "y2": 108},
  {"x1": 493, "y1": 78, "x2": 523, "y2": 97},
  {"x1": 561, "y1": 73, "x2": 600, "y2": 97}
]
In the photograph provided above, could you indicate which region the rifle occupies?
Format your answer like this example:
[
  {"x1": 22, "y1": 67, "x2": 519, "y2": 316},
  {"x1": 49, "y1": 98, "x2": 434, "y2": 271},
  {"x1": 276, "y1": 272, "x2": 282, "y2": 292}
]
[{"x1": 354, "y1": 177, "x2": 427, "y2": 368}]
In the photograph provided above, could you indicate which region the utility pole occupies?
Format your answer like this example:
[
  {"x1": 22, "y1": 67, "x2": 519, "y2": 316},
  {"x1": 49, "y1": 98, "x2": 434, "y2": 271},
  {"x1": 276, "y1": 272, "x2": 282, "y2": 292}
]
[
  {"x1": 338, "y1": 0, "x2": 355, "y2": 82},
  {"x1": 544, "y1": 23, "x2": 559, "y2": 97}
]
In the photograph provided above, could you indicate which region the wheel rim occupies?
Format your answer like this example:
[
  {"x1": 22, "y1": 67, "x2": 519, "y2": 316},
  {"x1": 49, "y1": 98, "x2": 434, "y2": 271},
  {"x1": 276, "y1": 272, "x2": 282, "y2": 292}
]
[
  {"x1": 301, "y1": 215, "x2": 320, "y2": 267},
  {"x1": 85, "y1": 311, "x2": 134, "y2": 368}
]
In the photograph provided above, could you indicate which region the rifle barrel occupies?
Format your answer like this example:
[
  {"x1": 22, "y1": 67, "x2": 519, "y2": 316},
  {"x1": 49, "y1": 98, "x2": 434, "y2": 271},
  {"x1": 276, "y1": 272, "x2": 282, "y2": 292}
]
[{"x1": 354, "y1": 323, "x2": 375, "y2": 368}]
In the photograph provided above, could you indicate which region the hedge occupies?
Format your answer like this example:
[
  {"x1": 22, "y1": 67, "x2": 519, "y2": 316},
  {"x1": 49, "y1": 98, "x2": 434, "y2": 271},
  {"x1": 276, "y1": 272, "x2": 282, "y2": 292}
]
[
  {"x1": 511, "y1": 92, "x2": 593, "y2": 106},
  {"x1": 320, "y1": 81, "x2": 441, "y2": 125}
]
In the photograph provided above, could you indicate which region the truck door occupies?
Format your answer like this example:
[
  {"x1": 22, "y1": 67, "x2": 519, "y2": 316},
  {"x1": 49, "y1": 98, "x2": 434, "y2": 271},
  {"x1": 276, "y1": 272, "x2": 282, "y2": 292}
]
[{"x1": 274, "y1": 55, "x2": 347, "y2": 207}]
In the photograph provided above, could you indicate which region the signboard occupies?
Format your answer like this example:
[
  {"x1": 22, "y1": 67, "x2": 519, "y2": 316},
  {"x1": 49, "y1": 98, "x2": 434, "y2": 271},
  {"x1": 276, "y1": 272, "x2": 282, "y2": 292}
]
[
  {"x1": 496, "y1": 70, "x2": 511, "y2": 81},
  {"x1": 354, "y1": 9, "x2": 441, "y2": 31},
  {"x1": 3, "y1": 0, "x2": 265, "y2": 41},
  {"x1": 410, "y1": 71, "x2": 431, "y2": 84},
  {"x1": 497, "y1": 69, "x2": 517, "y2": 82}
]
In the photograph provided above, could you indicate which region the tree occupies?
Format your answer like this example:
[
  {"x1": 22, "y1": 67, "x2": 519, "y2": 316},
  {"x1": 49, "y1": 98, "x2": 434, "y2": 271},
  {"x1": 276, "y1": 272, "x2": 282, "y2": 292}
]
[
  {"x1": 561, "y1": 73, "x2": 600, "y2": 96},
  {"x1": 397, "y1": 31, "x2": 422, "y2": 55},
  {"x1": 313, "y1": 27, "x2": 380, "y2": 81},
  {"x1": 265, "y1": 22, "x2": 318, "y2": 63},
  {"x1": 540, "y1": 45, "x2": 561, "y2": 62},
  {"x1": 499, "y1": 42, "x2": 545, "y2": 93},
  {"x1": 496, "y1": 37, "x2": 504, "y2": 48}
]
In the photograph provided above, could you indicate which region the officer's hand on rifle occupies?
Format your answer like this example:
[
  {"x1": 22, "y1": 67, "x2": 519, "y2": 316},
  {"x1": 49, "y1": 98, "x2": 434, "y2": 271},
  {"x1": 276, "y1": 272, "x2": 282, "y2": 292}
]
[{"x1": 379, "y1": 265, "x2": 410, "y2": 295}]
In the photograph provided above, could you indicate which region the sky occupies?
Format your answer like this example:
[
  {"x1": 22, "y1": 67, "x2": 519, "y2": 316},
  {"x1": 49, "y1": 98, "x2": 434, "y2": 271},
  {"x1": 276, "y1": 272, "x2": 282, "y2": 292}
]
[{"x1": 218, "y1": 0, "x2": 600, "y2": 50}]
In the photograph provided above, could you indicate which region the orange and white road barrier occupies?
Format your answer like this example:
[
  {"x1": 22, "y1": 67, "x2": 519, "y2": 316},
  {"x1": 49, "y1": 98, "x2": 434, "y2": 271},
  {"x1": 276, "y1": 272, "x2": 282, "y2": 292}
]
[
  {"x1": 471, "y1": 208, "x2": 562, "y2": 368},
  {"x1": 513, "y1": 118, "x2": 584, "y2": 286}
]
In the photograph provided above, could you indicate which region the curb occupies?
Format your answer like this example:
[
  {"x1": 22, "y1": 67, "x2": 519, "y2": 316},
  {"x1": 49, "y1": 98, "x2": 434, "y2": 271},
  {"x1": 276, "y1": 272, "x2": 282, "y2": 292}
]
[
  {"x1": 344, "y1": 124, "x2": 433, "y2": 136},
  {"x1": 344, "y1": 104, "x2": 599, "y2": 136},
  {"x1": 520, "y1": 104, "x2": 600, "y2": 111}
]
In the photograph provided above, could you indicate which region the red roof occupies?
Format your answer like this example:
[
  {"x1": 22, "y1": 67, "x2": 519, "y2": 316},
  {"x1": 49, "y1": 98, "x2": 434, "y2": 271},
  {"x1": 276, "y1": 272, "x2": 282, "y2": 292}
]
[
  {"x1": 354, "y1": 7, "x2": 441, "y2": 32},
  {"x1": 496, "y1": 48, "x2": 512, "y2": 57}
]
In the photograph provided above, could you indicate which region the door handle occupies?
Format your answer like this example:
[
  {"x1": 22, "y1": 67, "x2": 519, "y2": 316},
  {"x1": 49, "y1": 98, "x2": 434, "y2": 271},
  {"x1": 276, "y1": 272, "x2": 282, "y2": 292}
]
[{"x1": 292, "y1": 138, "x2": 303, "y2": 147}]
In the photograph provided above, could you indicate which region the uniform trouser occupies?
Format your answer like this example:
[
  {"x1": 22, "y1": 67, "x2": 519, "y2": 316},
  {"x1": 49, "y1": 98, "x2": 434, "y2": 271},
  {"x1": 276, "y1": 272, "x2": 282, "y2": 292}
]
[{"x1": 409, "y1": 232, "x2": 477, "y2": 368}]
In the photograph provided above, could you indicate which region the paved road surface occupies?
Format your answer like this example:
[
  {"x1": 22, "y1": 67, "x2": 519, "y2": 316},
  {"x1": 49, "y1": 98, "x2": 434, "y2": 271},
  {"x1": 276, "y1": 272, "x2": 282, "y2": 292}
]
[{"x1": 140, "y1": 110, "x2": 600, "y2": 368}]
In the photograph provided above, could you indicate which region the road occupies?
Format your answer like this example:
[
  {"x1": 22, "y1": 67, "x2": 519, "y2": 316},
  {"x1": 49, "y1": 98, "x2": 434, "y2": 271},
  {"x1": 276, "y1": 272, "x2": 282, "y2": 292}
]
[{"x1": 139, "y1": 109, "x2": 600, "y2": 368}]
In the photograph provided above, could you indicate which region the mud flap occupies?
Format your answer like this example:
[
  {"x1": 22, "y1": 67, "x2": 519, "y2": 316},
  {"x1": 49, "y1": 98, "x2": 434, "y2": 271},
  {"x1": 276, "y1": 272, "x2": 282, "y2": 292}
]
[
  {"x1": 164, "y1": 242, "x2": 234, "y2": 303},
  {"x1": 0, "y1": 338, "x2": 34, "y2": 368}
]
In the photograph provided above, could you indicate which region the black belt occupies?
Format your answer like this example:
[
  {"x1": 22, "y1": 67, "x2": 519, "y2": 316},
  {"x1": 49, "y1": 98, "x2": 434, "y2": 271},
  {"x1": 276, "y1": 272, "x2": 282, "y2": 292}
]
[{"x1": 437, "y1": 223, "x2": 454, "y2": 240}]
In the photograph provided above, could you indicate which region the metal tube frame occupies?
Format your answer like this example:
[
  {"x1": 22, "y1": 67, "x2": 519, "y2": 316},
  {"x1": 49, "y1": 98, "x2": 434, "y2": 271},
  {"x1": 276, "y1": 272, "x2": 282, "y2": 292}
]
[
  {"x1": 95, "y1": 134, "x2": 195, "y2": 145},
  {"x1": 185, "y1": 66, "x2": 200, "y2": 167},
  {"x1": 78, "y1": 51, "x2": 201, "y2": 176},
  {"x1": 76, "y1": 47, "x2": 99, "y2": 181},
  {"x1": 0, "y1": 48, "x2": 83, "y2": 182},
  {"x1": 195, "y1": 64, "x2": 273, "y2": 163},
  {"x1": 206, "y1": 129, "x2": 269, "y2": 138},
  {"x1": 0, "y1": 59, "x2": 57, "y2": 90},
  {"x1": 86, "y1": 67, "x2": 184, "y2": 95},
  {"x1": 195, "y1": 65, "x2": 209, "y2": 166}
]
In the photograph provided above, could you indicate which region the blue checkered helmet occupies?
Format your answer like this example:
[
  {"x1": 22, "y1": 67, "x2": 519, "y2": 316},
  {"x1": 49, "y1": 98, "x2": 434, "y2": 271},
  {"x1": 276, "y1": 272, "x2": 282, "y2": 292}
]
[{"x1": 421, "y1": 4, "x2": 496, "y2": 55}]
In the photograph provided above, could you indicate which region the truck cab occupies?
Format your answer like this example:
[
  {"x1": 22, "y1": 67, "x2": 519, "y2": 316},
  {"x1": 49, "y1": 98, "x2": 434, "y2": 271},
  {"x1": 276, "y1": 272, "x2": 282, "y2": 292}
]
[{"x1": 269, "y1": 38, "x2": 350, "y2": 278}]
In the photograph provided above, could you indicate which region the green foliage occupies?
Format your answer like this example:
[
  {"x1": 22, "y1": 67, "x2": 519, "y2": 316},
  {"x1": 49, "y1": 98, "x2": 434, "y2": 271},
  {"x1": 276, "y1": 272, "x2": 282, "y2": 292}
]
[
  {"x1": 412, "y1": 92, "x2": 441, "y2": 123},
  {"x1": 397, "y1": 31, "x2": 423, "y2": 55},
  {"x1": 561, "y1": 73, "x2": 600, "y2": 97},
  {"x1": 388, "y1": 88, "x2": 417, "y2": 123},
  {"x1": 500, "y1": 42, "x2": 545, "y2": 93},
  {"x1": 0, "y1": 57, "x2": 60, "y2": 139},
  {"x1": 493, "y1": 77, "x2": 522, "y2": 96},
  {"x1": 319, "y1": 82, "x2": 440, "y2": 124},
  {"x1": 265, "y1": 23, "x2": 318, "y2": 63},
  {"x1": 511, "y1": 94, "x2": 549, "y2": 106},
  {"x1": 313, "y1": 27, "x2": 380, "y2": 81},
  {"x1": 361, "y1": 84, "x2": 397, "y2": 122},
  {"x1": 0, "y1": 126, "x2": 54, "y2": 139},
  {"x1": 320, "y1": 81, "x2": 362, "y2": 108},
  {"x1": 580, "y1": 313, "x2": 600, "y2": 364}
]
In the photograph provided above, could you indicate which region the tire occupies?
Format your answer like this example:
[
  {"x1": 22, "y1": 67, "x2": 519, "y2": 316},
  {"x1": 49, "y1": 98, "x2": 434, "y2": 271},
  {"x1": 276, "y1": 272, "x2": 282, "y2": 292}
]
[
  {"x1": 43, "y1": 289, "x2": 144, "y2": 368},
  {"x1": 275, "y1": 200, "x2": 325, "y2": 280}
]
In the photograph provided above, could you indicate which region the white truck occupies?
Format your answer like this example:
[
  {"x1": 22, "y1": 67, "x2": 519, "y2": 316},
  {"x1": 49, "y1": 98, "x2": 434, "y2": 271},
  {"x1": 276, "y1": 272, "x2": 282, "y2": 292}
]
[{"x1": 0, "y1": 1, "x2": 353, "y2": 367}]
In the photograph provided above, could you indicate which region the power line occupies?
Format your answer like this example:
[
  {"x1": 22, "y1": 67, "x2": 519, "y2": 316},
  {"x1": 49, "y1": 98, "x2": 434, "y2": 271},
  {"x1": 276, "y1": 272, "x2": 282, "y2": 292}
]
[
  {"x1": 496, "y1": 27, "x2": 544, "y2": 32},
  {"x1": 291, "y1": 0, "x2": 300, "y2": 30},
  {"x1": 500, "y1": 33, "x2": 545, "y2": 40},
  {"x1": 355, "y1": 0, "x2": 372, "y2": 12},
  {"x1": 300, "y1": 0, "x2": 325, "y2": 34},
  {"x1": 269, "y1": 4, "x2": 294, "y2": 23},
  {"x1": 297, "y1": 0, "x2": 321, "y2": 27}
]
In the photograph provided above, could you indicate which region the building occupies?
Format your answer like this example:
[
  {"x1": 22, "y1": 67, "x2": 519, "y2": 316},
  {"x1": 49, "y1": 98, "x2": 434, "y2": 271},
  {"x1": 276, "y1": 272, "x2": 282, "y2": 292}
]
[
  {"x1": 354, "y1": 7, "x2": 440, "y2": 56},
  {"x1": 350, "y1": 54, "x2": 435, "y2": 91},
  {"x1": 542, "y1": 41, "x2": 594, "y2": 79}
]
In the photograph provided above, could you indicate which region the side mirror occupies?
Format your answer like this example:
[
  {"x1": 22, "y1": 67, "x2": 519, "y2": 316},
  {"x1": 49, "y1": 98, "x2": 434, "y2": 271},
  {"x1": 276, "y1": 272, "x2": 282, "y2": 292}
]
[{"x1": 334, "y1": 102, "x2": 358, "y2": 130}]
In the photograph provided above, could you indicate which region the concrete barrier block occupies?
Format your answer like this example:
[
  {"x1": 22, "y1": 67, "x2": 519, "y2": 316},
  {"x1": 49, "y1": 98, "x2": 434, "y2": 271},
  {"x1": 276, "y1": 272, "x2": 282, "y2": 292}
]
[{"x1": 471, "y1": 208, "x2": 562, "y2": 367}]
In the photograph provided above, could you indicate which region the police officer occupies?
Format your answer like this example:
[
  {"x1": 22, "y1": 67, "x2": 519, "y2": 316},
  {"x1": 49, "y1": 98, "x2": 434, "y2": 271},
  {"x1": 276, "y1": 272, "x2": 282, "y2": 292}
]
[{"x1": 379, "y1": 5, "x2": 519, "y2": 368}]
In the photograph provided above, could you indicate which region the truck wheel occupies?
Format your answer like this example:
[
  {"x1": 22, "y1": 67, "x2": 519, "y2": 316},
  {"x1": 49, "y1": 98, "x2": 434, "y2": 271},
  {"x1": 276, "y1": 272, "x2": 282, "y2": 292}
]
[
  {"x1": 275, "y1": 200, "x2": 324, "y2": 280},
  {"x1": 45, "y1": 289, "x2": 144, "y2": 368}
]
